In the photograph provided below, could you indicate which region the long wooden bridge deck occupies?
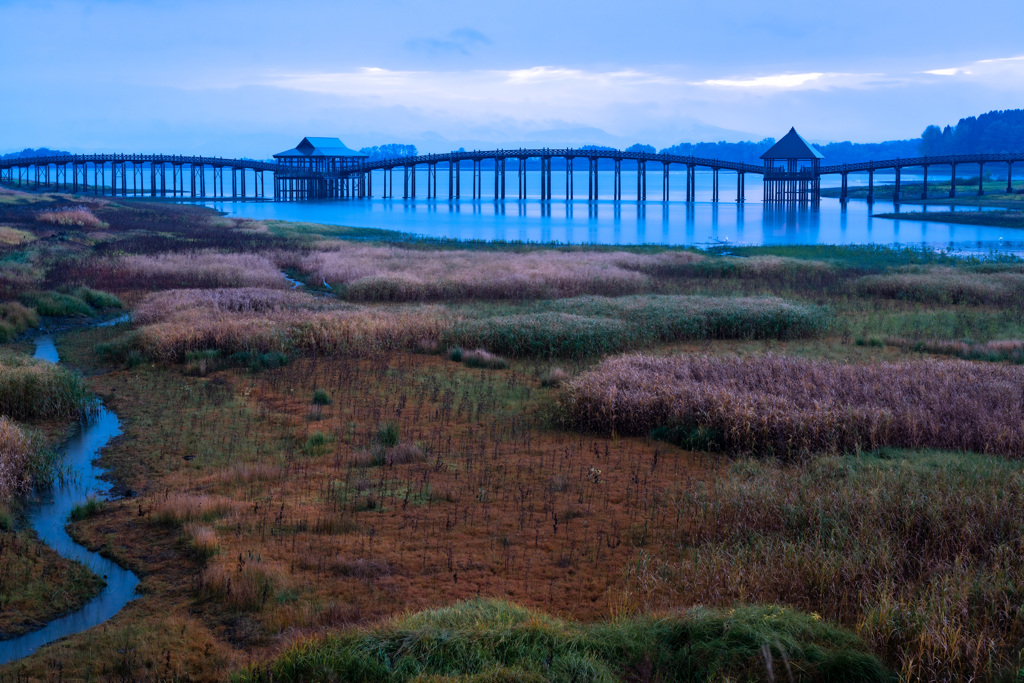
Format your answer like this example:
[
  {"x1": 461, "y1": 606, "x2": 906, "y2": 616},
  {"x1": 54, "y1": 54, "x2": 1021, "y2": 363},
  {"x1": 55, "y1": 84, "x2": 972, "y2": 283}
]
[{"x1": 1, "y1": 149, "x2": 1021, "y2": 203}]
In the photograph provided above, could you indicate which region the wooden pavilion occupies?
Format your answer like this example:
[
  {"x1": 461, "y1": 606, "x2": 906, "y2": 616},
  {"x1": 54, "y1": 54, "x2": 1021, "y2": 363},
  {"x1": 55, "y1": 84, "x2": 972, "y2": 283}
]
[{"x1": 761, "y1": 128, "x2": 823, "y2": 204}]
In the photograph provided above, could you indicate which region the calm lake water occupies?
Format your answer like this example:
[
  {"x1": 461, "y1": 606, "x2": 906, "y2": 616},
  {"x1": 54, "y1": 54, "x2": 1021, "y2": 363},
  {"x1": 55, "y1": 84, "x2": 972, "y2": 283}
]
[{"x1": 206, "y1": 170, "x2": 1020, "y2": 253}]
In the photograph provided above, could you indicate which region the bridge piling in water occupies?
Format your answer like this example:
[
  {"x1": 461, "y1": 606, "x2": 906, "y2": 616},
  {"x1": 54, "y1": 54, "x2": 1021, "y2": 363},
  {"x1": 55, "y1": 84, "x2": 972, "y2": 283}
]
[{"x1": 6, "y1": 149, "x2": 1023, "y2": 205}]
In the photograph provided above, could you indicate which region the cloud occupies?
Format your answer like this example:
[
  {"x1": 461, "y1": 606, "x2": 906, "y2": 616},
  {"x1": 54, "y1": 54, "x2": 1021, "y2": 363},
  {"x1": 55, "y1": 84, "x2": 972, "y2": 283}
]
[
  {"x1": 921, "y1": 54, "x2": 1024, "y2": 86},
  {"x1": 691, "y1": 71, "x2": 885, "y2": 90},
  {"x1": 405, "y1": 27, "x2": 491, "y2": 56}
]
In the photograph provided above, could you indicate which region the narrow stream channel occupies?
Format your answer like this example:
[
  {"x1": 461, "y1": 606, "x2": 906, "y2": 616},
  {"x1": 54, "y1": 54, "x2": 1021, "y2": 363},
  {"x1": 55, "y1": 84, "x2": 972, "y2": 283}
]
[{"x1": 0, "y1": 333, "x2": 140, "y2": 665}]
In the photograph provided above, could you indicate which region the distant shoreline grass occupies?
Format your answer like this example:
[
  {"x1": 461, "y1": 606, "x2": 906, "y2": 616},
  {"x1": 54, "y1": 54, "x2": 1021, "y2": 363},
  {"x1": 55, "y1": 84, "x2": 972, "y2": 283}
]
[{"x1": 873, "y1": 209, "x2": 1024, "y2": 229}]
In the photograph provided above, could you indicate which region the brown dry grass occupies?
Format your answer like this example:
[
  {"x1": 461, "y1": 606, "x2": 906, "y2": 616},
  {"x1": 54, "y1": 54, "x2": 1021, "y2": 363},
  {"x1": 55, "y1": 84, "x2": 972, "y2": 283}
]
[
  {"x1": 86, "y1": 252, "x2": 288, "y2": 291},
  {"x1": 558, "y1": 353, "x2": 1024, "y2": 459},
  {"x1": 300, "y1": 246, "x2": 705, "y2": 300},
  {"x1": 36, "y1": 205, "x2": 106, "y2": 229},
  {"x1": 0, "y1": 417, "x2": 34, "y2": 501}
]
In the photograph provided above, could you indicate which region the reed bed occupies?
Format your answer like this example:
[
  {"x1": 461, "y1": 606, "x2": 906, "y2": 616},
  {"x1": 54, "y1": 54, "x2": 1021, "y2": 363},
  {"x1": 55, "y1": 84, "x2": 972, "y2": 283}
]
[
  {"x1": 0, "y1": 417, "x2": 35, "y2": 501},
  {"x1": 239, "y1": 598, "x2": 888, "y2": 682},
  {"x1": 81, "y1": 252, "x2": 288, "y2": 291},
  {"x1": 559, "y1": 353, "x2": 1024, "y2": 459},
  {"x1": 301, "y1": 246, "x2": 704, "y2": 301},
  {"x1": 856, "y1": 267, "x2": 1024, "y2": 305},
  {"x1": 132, "y1": 287, "x2": 333, "y2": 324},
  {"x1": 0, "y1": 353, "x2": 94, "y2": 420},
  {"x1": 35, "y1": 205, "x2": 106, "y2": 229},
  {"x1": 134, "y1": 293, "x2": 451, "y2": 361}
]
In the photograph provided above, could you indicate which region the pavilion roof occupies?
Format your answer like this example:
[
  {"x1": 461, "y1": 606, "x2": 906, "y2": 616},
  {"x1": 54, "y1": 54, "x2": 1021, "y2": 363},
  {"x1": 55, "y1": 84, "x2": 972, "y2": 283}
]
[
  {"x1": 760, "y1": 128, "x2": 824, "y2": 160},
  {"x1": 274, "y1": 137, "x2": 368, "y2": 159}
]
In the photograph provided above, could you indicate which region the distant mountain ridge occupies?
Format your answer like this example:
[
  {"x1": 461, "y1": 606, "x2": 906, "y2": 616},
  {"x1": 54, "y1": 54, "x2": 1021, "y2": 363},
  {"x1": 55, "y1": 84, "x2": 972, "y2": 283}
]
[
  {"x1": 658, "y1": 110, "x2": 1024, "y2": 165},
  {"x1": 8, "y1": 111, "x2": 1023, "y2": 165}
]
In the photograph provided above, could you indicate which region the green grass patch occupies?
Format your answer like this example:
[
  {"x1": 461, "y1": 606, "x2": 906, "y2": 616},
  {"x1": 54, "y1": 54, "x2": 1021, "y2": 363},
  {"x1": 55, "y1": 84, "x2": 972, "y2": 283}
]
[
  {"x1": 19, "y1": 290, "x2": 94, "y2": 317},
  {"x1": 445, "y1": 296, "x2": 830, "y2": 360},
  {"x1": 237, "y1": 598, "x2": 890, "y2": 682}
]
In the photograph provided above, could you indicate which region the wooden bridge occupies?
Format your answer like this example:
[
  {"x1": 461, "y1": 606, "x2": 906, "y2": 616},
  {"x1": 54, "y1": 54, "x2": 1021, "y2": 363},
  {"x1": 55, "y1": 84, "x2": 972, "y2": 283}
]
[{"x1": 1, "y1": 149, "x2": 1021, "y2": 204}]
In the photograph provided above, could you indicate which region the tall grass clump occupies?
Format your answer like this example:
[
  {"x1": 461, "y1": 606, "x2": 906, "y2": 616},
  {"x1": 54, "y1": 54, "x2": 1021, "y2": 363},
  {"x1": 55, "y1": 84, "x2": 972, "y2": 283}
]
[
  {"x1": 0, "y1": 353, "x2": 94, "y2": 420},
  {"x1": 133, "y1": 288, "x2": 450, "y2": 361},
  {"x1": 559, "y1": 353, "x2": 1024, "y2": 459},
  {"x1": 855, "y1": 267, "x2": 1024, "y2": 305},
  {"x1": 0, "y1": 416, "x2": 35, "y2": 501},
  {"x1": 446, "y1": 296, "x2": 829, "y2": 360},
  {"x1": 36, "y1": 205, "x2": 106, "y2": 229},
  {"x1": 84, "y1": 252, "x2": 288, "y2": 291},
  {"x1": 19, "y1": 290, "x2": 94, "y2": 317},
  {"x1": 0, "y1": 302, "x2": 39, "y2": 341},
  {"x1": 547, "y1": 295, "x2": 831, "y2": 342},
  {"x1": 301, "y1": 246, "x2": 671, "y2": 301},
  {"x1": 238, "y1": 598, "x2": 889, "y2": 682}
]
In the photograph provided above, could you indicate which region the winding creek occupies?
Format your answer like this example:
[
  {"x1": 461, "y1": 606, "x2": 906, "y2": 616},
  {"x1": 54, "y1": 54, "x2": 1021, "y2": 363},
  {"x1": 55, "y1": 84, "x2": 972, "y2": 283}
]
[{"x1": 0, "y1": 330, "x2": 139, "y2": 665}]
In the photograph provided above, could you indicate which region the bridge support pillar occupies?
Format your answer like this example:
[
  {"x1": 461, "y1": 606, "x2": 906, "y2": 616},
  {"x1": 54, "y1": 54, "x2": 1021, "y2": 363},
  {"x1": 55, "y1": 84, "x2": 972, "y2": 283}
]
[
  {"x1": 613, "y1": 159, "x2": 621, "y2": 200},
  {"x1": 949, "y1": 162, "x2": 957, "y2": 198},
  {"x1": 545, "y1": 158, "x2": 551, "y2": 201},
  {"x1": 978, "y1": 163, "x2": 985, "y2": 196},
  {"x1": 867, "y1": 169, "x2": 874, "y2": 204},
  {"x1": 567, "y1": 158, "x2": 572, "y2": 200},
  {"x1": 737, "y1": 172, "x2": 745, "y2": 203},
  {"x1": 922, "y1": 166, "x2": 928, "y2": 199},
  {"x1": 1008, "y1": 162, "x2": 1014, "y2": 194},
  {"x1": 894, "y1": 166, "x2": 901, "y2": 204},
  {"x1": 712, "y1": 167, "x2": 719, "y2": 202},
  {"x1": 663, "y1": 164, "x2": 670, "y2": 202}
]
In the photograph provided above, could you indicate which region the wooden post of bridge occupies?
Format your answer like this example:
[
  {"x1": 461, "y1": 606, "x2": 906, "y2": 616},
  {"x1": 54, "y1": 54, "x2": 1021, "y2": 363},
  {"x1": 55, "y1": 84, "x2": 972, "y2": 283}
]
[
  {"x1": 1009, "y1": 162, "x2": 1014, "y2": 194},
  {"x1": 978, "y1": 163, "x2": 984, "y2": 196},
  {"x1": 664, "y1": 164, "x2": 670, "y2": 202},
  {"x1": 712, "y1": 167, "x2": 719, "y2": 202},
  {"x1": 949, "y1": 159, "x2": 957, "y2": 198},
  {"x1": 922, "y1": 165, "x2": 928, "y2": 199},
  {"x1": 894, "y1": 163, "x2": 901, "y2": 204},
  {"x1": 867, "y1": 169, "x2": 874, "y2": 204}
]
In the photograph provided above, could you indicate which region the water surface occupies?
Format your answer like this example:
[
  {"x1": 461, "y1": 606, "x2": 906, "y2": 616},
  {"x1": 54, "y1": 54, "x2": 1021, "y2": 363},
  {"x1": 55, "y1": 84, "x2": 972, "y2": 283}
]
[
  {"x1": 207, "y1": 170, "x2": 1021, "y2": 253},
  {"x1": 0, "y1": 337, "x2": 139, "y2": 665}
]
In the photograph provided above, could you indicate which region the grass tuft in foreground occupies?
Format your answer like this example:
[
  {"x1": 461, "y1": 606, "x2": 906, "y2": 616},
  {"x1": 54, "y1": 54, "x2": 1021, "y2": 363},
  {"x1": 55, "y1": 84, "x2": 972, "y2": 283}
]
[{"x1": 237, "y1": 598, "x2": 890, "y2": 683}]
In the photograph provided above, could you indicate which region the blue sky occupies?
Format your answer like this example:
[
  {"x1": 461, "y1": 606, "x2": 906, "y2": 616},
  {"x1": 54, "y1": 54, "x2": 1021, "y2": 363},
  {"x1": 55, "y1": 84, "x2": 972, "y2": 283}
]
[{"x1": 2, "y1": 0, "x2": 1023, "y2": 156}]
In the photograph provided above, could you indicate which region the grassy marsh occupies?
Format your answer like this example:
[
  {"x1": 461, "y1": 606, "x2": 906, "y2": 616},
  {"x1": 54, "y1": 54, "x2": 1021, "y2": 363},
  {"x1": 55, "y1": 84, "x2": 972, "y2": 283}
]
[{"x1": 3, "y1": 193, "x2": 1024, "y2": 680}]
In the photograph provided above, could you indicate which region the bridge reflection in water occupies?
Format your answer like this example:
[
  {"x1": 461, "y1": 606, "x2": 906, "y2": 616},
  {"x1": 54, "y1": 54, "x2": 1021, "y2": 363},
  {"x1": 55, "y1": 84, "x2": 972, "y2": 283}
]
[{"x1": 2, "y1": 150, "x2": 1022, "y2": 206}]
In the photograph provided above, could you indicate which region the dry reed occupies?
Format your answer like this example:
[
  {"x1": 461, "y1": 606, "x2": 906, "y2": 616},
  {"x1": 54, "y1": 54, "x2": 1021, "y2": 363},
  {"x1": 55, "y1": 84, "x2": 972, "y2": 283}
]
[
  {"x1": 559, "y1": 353, "x2": 1024, "y2": 459},
  {"x1": 86, "y1": 252, "x2": 288, "y2": 291},
  {"x1": 300, "y1": 246, "x2": 707, "y2": 300},
  {"x1": 36, "y1": 205, "x2": 105, "y2": 229},
  {"x1": 0, "y1": 417, "x2": 34, "y2": 501}
]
